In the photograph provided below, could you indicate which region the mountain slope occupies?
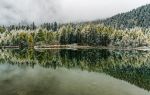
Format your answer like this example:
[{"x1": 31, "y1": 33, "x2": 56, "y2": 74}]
[{"x1": 98, "y1": 4, "x2": 150, "y2": 29}]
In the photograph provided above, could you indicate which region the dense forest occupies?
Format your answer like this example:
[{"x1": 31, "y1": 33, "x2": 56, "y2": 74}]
[
  {"x1": 0, "y1": 23, "x2": 150, "y2": 48},
  {"x1": 0, "y1": 4, "x2": 150, "y2": 48},
  {"x1": 96, "y1": 4, "x2": 150, "y2": 29}
]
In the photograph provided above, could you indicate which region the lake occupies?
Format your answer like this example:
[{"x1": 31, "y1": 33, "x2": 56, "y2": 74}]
[{"x1": 0, "y1": 49, "x2": 150, "y2": 95}]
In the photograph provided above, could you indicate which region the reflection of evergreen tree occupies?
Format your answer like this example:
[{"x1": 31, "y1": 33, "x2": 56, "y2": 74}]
[
  {"x1": 106, "y1": 66, "x2": 150, "y2": 91},
  {"x1": 0, "y1": 49, "x2": 150, "y2": 90}
]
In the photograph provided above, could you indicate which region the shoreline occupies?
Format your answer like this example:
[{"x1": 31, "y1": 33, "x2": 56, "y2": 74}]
[{"x1": 0, "y1": 45, "x2": 150, "y2": 51}]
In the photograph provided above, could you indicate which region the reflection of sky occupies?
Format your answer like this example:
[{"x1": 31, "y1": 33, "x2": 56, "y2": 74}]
[{"x1": 0, "y1": 64, "x2": 149, "y2": 95}]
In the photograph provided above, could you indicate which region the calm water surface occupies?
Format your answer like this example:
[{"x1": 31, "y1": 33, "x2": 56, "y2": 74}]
[{"x1": 0, "y1": 49, "x2": 150, "y2": 95}]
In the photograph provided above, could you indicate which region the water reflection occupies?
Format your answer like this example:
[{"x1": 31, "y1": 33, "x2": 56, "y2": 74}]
[
  {"x1": 0, "y1": 64, "x2": 149, "y2": 95},
  {"x1": 0, "y1": 49, "x2": 150, "y2": 93}
]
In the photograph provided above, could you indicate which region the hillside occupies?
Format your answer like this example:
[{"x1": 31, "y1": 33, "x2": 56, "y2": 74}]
[{"x1": 97, "y1": 4, "x2": 150, "y2": 29}]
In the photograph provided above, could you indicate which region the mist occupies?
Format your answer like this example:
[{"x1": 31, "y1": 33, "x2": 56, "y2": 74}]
[{"x1": 0, "y1": 0, "x2": 150, "y2": 25}]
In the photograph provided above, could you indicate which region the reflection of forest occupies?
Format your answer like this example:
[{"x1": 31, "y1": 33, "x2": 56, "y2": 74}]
[{"x1": 0, "y1": 49, "x2": 150, "y2": 91}]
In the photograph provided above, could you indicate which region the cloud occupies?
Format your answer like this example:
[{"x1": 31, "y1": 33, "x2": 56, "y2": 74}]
[
  {"x1": 0, "y1": 0, "x2": 149, "y2": 25},
  {"x1": 0, "y1": 0, "x2": 62, "y2": 25},
  {"x1": 61, "y1": 0, "x2": 150, "y2": 22}
]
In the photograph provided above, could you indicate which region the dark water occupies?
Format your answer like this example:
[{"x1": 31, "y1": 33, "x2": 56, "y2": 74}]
[{"x1": 0, "y1": 49, "x2": 150, "y2": 95}]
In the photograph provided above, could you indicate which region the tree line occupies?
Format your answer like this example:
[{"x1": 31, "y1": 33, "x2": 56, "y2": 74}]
[{"x1": 0, "y1": 23, "x2": 150, "y2": 48}]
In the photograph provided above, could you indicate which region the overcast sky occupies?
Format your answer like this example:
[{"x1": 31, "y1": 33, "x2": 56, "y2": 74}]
[{"x1": 0, "y1": 0, "x2": 150, "y2": 25}]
